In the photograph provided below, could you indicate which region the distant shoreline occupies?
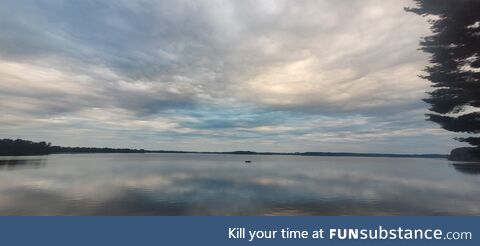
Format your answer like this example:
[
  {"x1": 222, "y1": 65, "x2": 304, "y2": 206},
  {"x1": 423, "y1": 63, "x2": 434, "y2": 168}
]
[
  {"x1": 146, "y1": 150, "x2": 448, "y2": 159},
  {"x1": 0, "y1": 138, "x2": 448, "y2": 159}
]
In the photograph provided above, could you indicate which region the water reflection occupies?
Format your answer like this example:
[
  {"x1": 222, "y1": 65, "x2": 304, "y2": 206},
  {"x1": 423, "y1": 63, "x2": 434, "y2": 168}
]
[
  {"x1": 451, "y1": 163, "x2": 480, "y2": 175},
  {"x1": 0, "y1": 158, "x2": 46, "y2": 171},
  {"x1": 0, "y1": 154, "x2": 479, "y2": 215}
]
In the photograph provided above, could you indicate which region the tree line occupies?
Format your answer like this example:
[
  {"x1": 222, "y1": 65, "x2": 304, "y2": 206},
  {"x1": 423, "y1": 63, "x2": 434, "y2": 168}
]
[
  {"x1": 1, "y1": 138, "x2": 448, "y2": 158},
  {"x1": 0, "y1": 139, "x2": 145, "y2": 156}
]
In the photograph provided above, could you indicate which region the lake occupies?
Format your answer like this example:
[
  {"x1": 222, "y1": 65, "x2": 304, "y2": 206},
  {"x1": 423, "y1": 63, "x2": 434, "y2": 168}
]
[{"x1": 0, "y1": 153, "x2": 479, "y2": 215}]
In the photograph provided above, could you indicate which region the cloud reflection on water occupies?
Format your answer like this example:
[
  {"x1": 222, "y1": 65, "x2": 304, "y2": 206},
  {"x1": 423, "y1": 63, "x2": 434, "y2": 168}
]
[{"x1": 0, "y1": 154, "x2": 479, "y2": 215}]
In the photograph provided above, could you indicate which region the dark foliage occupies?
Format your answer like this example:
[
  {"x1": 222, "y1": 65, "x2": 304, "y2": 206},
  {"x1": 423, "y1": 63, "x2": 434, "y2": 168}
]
[
  {"x1": 406, "y1": 0, "x2": 480, "y2": 155},
  {"x1": 456, "y1": 137, "x2": 480, "y2": 146},
  {"x1": 0, "y1": 138, "x2": 145, "y2": 156},
  {"x1": 449, "y1": 147, "x2": 480, "y2": 162},
  {"x1": 0, "y1": 139, "x2": 52, "y2": 155},
  {"x1": 49, "y1": 146, "x2": 145, "y2": 154}
]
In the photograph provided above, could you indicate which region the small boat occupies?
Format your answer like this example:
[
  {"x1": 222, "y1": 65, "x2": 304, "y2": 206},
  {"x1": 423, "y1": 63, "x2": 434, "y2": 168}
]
[{"x1": 245, "y1": 160, "x2": 252, "y2": 163}]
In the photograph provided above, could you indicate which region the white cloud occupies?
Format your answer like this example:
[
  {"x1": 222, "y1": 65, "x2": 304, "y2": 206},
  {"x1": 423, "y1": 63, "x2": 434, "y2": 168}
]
[{"x1": 0, "y1": 0, "x2": 459, "y2": 153}]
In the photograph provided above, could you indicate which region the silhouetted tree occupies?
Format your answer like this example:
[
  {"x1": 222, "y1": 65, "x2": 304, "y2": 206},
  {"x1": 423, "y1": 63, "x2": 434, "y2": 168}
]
[{"x1": 407, "y1": 0, "x2": 480, "y2": 160}]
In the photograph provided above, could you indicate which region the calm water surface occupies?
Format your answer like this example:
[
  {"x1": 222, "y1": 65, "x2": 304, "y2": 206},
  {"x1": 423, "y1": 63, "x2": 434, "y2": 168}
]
[{"x1": 0, "y1": 153, "x2": 479, "y2": 215}]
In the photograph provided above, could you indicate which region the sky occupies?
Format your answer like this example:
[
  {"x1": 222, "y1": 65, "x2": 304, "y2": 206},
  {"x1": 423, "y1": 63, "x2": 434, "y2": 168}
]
[{"x1": 0, "y1": 0, "x2": 466, "y2": 153}]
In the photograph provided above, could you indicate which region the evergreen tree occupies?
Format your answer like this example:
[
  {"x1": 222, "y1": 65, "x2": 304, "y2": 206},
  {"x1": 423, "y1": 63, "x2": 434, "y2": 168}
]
[{"x1": 407, "y1": 0, "x2": 480, "y2": 160}]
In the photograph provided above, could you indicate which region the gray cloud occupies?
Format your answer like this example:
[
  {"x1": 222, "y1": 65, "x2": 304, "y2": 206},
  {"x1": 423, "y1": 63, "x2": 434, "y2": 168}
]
[{"x1": 0, "y1": 0, "x2": 461, "y2": 153}]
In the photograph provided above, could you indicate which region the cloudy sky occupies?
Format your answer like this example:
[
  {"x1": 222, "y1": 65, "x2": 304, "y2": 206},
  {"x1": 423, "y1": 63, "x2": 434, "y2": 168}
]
[{"x1": 0, "y1": 0, "x2": 465, "y2": 153}]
